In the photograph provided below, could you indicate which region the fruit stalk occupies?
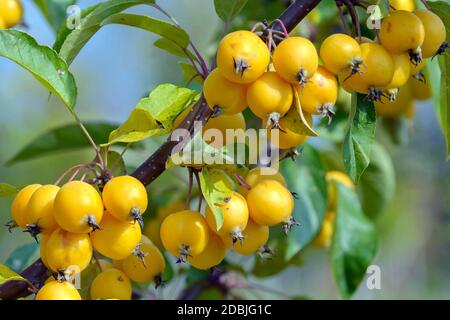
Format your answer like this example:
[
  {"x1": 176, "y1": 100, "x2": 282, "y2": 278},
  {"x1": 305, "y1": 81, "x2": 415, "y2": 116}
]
[{"x1": 0, "y1": 0, "x2": 323, "y2": 300}]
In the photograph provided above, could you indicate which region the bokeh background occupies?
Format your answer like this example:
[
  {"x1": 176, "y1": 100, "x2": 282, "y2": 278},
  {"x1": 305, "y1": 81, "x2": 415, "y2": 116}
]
[{"x1": 0, "y1": 0, "x2": 449, "y2": 299}]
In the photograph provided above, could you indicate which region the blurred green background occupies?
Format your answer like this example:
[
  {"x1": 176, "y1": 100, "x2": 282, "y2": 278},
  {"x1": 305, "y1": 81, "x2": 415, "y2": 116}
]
[{"x1": 0, "y1": 0, "x2": 449, "y2": 299}]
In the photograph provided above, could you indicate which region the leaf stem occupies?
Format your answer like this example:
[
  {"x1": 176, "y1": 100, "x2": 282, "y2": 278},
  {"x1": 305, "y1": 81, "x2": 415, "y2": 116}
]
[
  {"x1": 152, "y1": 3, "x2": 209, "y2": 77},
  {"x1": 72, "y1": 113, "x2": 105, "y2": 169}
]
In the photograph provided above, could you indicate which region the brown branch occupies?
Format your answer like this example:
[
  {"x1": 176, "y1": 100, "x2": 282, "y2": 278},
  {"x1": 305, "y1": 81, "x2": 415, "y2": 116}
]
[{"x1": 0, "y1": 0, "x2": 324, "y2": 300}]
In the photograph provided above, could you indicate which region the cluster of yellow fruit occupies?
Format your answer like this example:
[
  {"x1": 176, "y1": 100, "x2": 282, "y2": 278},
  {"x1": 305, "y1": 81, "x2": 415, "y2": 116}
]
[
  {"x1": 0, "y1": 0, "x2": 22, "y2": 29},
  {"x1": 9, "y1": 176, "x2": 165, "y2": 300},
  {"x1": 201, "y1": 6, "x2": 445, "y2": 141},
  {"x1": 371, "y1": 5, "x2": 444, "y2": 118},
  {"x1": 143, "y1": 167, "x2": 293, "y2": 270},
  {"x1": 313, "y1": 171, "x2": 355, "y2": 247}
]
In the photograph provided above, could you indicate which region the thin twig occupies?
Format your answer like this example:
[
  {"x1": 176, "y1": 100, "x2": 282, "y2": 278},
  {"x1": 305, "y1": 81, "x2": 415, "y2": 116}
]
[
  {"x1": 185, "y1": 168, "x2": 194, "y2": 210},
  {"x1": 343, "y1": 0, "x2": 361, "y2": 42},
  {"x1": 193, "y1": 170, "x2": 203, "y2": 212}
]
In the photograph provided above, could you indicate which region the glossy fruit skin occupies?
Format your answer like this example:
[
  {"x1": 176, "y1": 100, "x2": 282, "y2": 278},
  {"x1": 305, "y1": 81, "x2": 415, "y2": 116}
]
[
  {"x1": 102, "y1": 175, "x2": 147, "y2": 222},
  {"x1": 223, "y1": 219, "x2": 269, "y2": 256},
  {"x1": 143, "y1": 200, "x2": 182, "y2": 250},
  {"x1": 35, "y1": 281, "x2": 81, "y2": 300},
  {"x1": 188, "y1": 233, "x2": 227, "y2": 270},
  {"x1": 39, "y1": 234, "x2": 50, "y2": 268},
  {"x1": 0, "y1": 0, "x2": 22, "y2": 28},
  {"x1": 53, "y1": 181, "x2": 104, "y2": 233},
  {"x1": 339, "y1": 43, "x2": 394, "y2": 93},
  {"x1": 239, "y1": 167, "x2": 286, "y2": 196},
  {"x1": 409, "y1": 77, "x2": 431, "y2": 100},
  {"x1": 246, "y1": 180, "x2": 294, "y2": 226},
  {"x1": 10, "y1": 184, "x2": 41, "y2": 228},
  {"x1": 45, "y1": 228, "x2": 93, "y2": 273},
  {"x1": 273, "y1": 37, "x2": 318, "y2": 84},
  {"x1": 385, "y1": 54, "x2": 411, "y2": 90},
  {"x1": 414, "y1": 9, "x2": 446, "y2": 58},
  {"x1": 375, "y1": 84, "x2": 413, "y2": 118},
  {"x1": 267, "y1": 113, "x2": 312, "y2": 150},
  {"x1": 247, "y1": 72, "x2": 293, "y2": 119},
  {"x1": 389, "y1": 0, "x2": 415, "y2": 12},
  {"x1": 320, "y1": 33, "x2": 362, "y2": 75},
  {"x1": 0, "y1": 16, "x2": 6, "y2": 29},
  {"x1": 90, "y1": 268, "x2": 132, "y2": 300},
  {"x1": 90, "y1": 213, "x2": 142, "y2": 260},
  {"x1": 205, "y1": 192, "x2": 249, "y2": 240},
  {"x1": 203, "y1": 112, "x2": 246, "y2": 148},
  {"x1": 216, "y1": 30, "x2": 270, "y2": 84},
  {"x1": 409, "y1": 58, "x2": 426, "y2": 76},
  {"x1": 204, "y1": 69, "x2": 248, "y2": 115},
  {"x1": 26, "y1": 185, "x2": 60, "y2": 234},
  {"x1": 326, "y1": 171, "x2": 355, "y2": 210},
  {"x1": 379, "y1": 10, "x2": 425, "y2": 55},
  {"x1": 298, "y1": 66, "x2": 338, "y2": 114},
  {"x1": 160, "y1": 210, "x2": 209, "y2": 257},
  {"x1": 121, "y1": 242, "x2": 165, "y2": 282}
]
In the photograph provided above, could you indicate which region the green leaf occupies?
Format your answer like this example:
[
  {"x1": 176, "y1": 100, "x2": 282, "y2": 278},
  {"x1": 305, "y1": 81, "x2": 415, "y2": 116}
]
[
  {"x1": 106, "y1": 84, "x2": 199, "y2": 145},
  {"x1": 280, "y1": 145, "x2": 328, "y2": 259},
  {"x1": 331, "y1": 183, "x2": 378, "y2": 299},
  {"x1": 439, "y1": 54, "x2": 450, "y2": 159},
  {"x1": 107, "y1": 109, "x2": 165, "y2": 145},
  {"x1": 315, "y1": 108, "x2": 348, "y2": 143},
  {"x1": 7, "y1": 122, "x2": 118, "y2": 165},
  {"x1": 80, "y1": 263, "x2": 101, "y2": 299},
  {"x1": 0, "y1": 264, "x2": 27, "y2": 285},
  {"x1": 162, "y1": 252, "x2": 174, "y2": 283},
  {"x1": 105, "y1": 150, "x2": 127, "y2": 176},
  {"x1": 53, "y1": 3, "x2": 100, "y2": 53},
  {"x1": 153, "y1": 38, "x2": 197, "y2": 61},
  {"x1": 0, "y1": 183, "x2": 19, "y2": 197},
  {"x1": 428, "y1": 1, "x2": 450, "y2": 38},
  {"x1": 213, "y1": 0, "x2": 249, "y2": 23},
  {"x1": 358, "y1": 143, "x2": 395, "y2": 219},
  {"x1": 343, "y1": 93, "x2": 376, "y2": 183},
  {"x1": 56, "y1": 0, "x2": 156, "y2": 65},
  {"x1": 0, "y1": 30, "x2": 77, "y2": 110},
  {"x1": 179, "y1": 62, "x2": 203, "y2": 85},
  {"x1": 101, "y1": 13, "x2": 189, "y2": 48},
  {"x1": 199, "y1": 167, "x2": 235, "y2": 230},
  {"x1": 428, "y1": 1, "x2": 450, "y2": 158},
  {"x1": 137, "y1": 84, "x2": 199, "y2": 129},
  {"x1": 34, "y1": 0, "x2": 77, "y2": 31},
  {"x1": 252, "y1": 238, "x2": 302, "y2": 278},
  {"x1": 5, "y1": 243, "x2": 39, "y2": 273}
]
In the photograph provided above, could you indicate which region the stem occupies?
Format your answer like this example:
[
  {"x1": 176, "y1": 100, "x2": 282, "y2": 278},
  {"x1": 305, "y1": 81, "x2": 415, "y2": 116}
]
[
  {"x1": 269, "y1": 0, "x2": 322, "y2": 42},
  {"x1": 343, "y1": 0, "x2": 361, "y2": 41},
  {"x1": 110, "y1": 143, "x2": 131, "y2": 173},
  {"x1": 336, "y1": 1, "x2": 350, "y2": 35},
  {"x1": 54, "y1": 164, "x2": 86, "y2": 185},
  {"x1": 185, "y1": 168, "x2": 194, "y2": 210},
  {"x1": 152, "y1": 3, "x2": 209, "y2": 77},
  {"x1": 93, "y1": 252, "x2": 104, "y2": 272},
  {"x1": 193, "y1": 170, "x2": 203, "y2": 212},
  {"x1": 73, "y1": 113, "x2": 105, "y2": 169}
]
